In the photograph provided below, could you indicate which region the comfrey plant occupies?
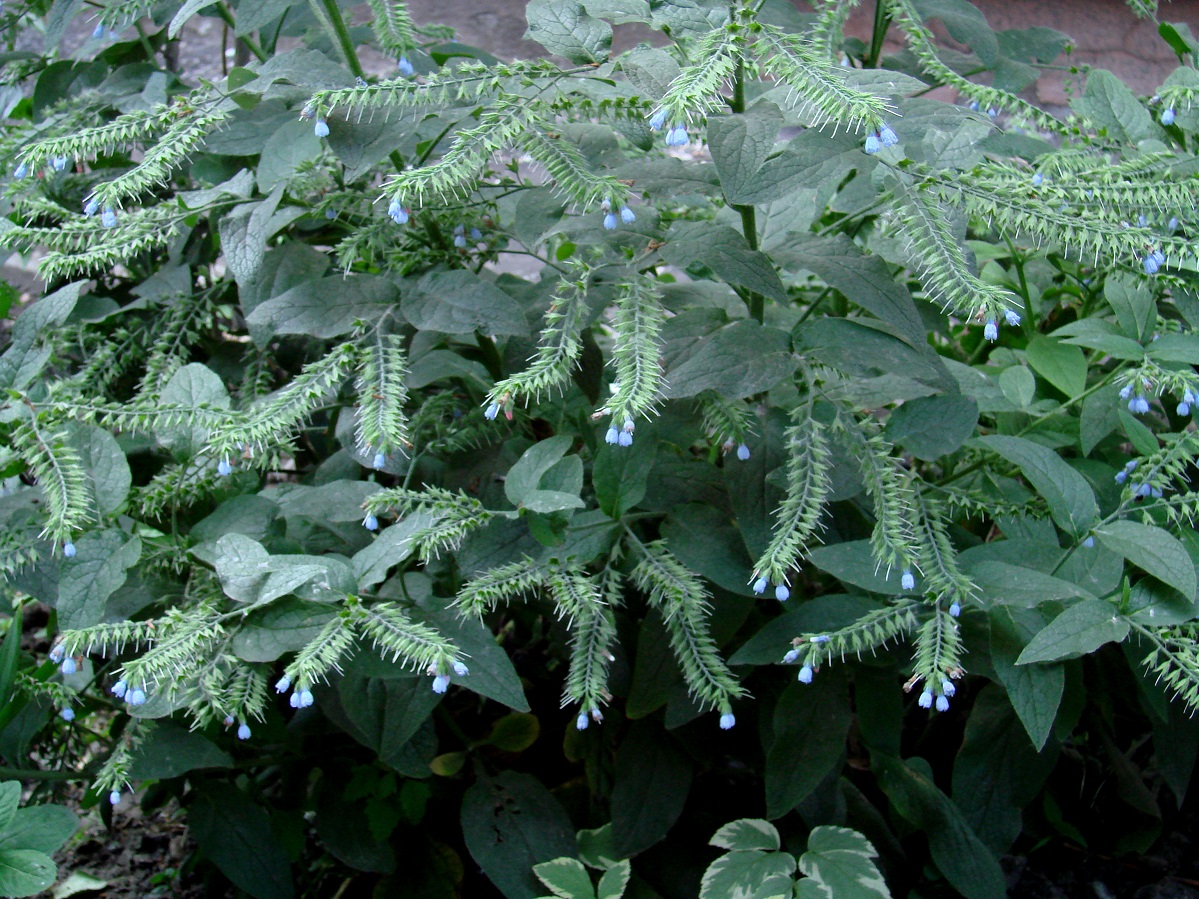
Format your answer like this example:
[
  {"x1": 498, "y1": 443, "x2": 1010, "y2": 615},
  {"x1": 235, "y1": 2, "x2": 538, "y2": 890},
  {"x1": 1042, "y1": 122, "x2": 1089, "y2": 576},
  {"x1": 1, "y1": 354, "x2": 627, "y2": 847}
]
[{"x1": 6, "y1": 0, "x2": 1199, "y2": 894}]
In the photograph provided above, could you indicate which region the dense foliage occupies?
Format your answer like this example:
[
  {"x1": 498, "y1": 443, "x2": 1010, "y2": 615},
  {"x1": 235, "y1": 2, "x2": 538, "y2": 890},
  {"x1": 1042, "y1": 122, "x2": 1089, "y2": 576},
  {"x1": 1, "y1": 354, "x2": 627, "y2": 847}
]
[{"x1": 4, "y1": 0, "x2": 1199, "y2": 895}]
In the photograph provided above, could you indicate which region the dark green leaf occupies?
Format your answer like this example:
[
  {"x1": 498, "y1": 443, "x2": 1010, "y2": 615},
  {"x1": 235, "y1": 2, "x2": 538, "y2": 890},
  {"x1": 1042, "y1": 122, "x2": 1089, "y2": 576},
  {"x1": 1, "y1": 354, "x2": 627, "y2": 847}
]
[
  {"x1": 1025, "y1": 336, "x2": 1086, "y2": 397},
  {"x1": 461, "y1": 772, "x2": 576, "y2": 899},
  {"x1": 56, "y1": 530, "x2": 141, "y2": 630},
  {"x1": 524, "y1": 0, "x2": 612, "y2": 63},
  {"x1": 977, "y1": 435, "x2": 1098, "y2": 535},
  {"x1": 1096, "y1": 521, "x2": 1197, "y2": 600},
  {"x1": 765, "y1": 673, "x2": 851, "y2": 818},
  {"x1": 876, "y1": 756, "x2": 1006, "y2": 899},
  {"x1": 664, "y1": 320, "x2": 796, "y2": 399},
  {"x1": 128, "y1": 723, "x2": 234, "y2": 780},
  {"x1": 885, "y1": 394, "x2": 977, "y2": 460},
  {"x1": 247, "y1": 275, "x2": 398, "y2": 339},
  {"x1": 611, "y1": 721, "x2": 692, "y2": 857},
  {"x1": 403, "y1": 271, "x2": 528, "y2": 336},
  {"x1": 0, "y1": 805, "x2": 76, "y2": 855},
  {"x1": 1016, "y1": 598, "x2": 1129, "y2": 664},
  {"x1": 662, "y1": 222, "x2": 787, "y2": 303},
  {"x1": 191, "y1": 782, "x2": 294, "y2": 899},
  {"x1": 0, "y1": 850, "x2": 56, "y2": 898},
  {"x1": 990, "y1": 607, "x2": 1064, "y2": 751}
]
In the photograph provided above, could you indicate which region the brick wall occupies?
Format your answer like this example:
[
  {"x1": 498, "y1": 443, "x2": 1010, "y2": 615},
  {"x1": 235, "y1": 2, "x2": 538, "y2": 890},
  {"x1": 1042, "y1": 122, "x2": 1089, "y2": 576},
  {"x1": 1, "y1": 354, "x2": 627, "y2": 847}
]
[{"x1": 404, "y1": 0, "x2": 1198, "y2": 102}]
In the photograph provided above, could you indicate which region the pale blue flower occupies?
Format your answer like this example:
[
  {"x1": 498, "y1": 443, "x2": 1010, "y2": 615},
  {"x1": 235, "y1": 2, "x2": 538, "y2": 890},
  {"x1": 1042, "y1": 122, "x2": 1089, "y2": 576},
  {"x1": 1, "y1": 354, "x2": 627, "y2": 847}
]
[
  {"x1": 918, "y1": 689, "x2": 933, "y2": 708},
  {"x1": 363, "y1": 514, "x2": 379, "y2": 531},
  {"x1": 237, "y1": 723, "x2": 251, "y2": 740},
  {"x1": 397, "y1": 56, "x2": 415, "y2": 77},
  {"x1": 109, "y1": 790, "x2": 121, "y2": 806},
  {"x1": 111, "y1": 680, "x2": 128, "y2": 698},
  {"x1": 879, "y1": 125, "x2": 898, "y2": 147},
  {"x1": 775, "y1": 584, "x2": 789, "y2": 601},
  {"x1": 620, "y1": 205, "x2": 636, "y2": 224},
  {"x1": 60, "y1": 707, "x2": 75, "y2": 722},
  {"x1": 617, "y1": 430, "x2": 633, "y2": 447},
  {"x1": 484, "y1": 402, "x2": 500, "y2": 420},
  {"x1": 1082, "y1": 536, "x2": 1095, "y2": 548},
  {"x1": 782, "y1": 648, "x2": 799, "y2": 664},
  {"x1": 373, "y1": 452, "x2": 386, "y2": 469},
  {"x1": 603, "y1": 213, "x2": 617, "y2": 230},
  {"x1": 453, "y1": 661, "x2": 469, "y2": 677},
  {"x1": 101, "y1": 207, "x2": 117, "y2": 228},
  {"x1": 275, "y1": 675, "x2": 291, "y2": 693},
  {"x1": 864, "y1": 133, "x2": 881, "y2": 155},
  {"x1": 901, "y1": 570, "x2": 915, "y2": 591},
  {"x1": 63, "y1": 542, "x2": 76, "y2": 558},
  {"x1": 983, "y1": 320, "x2": 998, "y2": 341},
  {"x1": 665, "y1": 124, "x2": 688, "y2": 147},
  {"x1": 61, "y1": 657, "x2": 77, "y2": 676},
  {"x1": 752, "y1": 577, "x2": 768, "y2": 594},
  {"x1": 736, "y1": 443, "x2": 750, "y2": 461},
  {"x1": 719, "y1": 712, "x2": 736, "y2": 730},
  {"x1": 314, "y1": 118, "x2": 330, "y2": 138},
  {"x1": 649, "y1": 109, "x2": 667, "y2": 131},
  {"x1": 577, "y1": 713, "x2": 589, "y2": 730},
  {"x1": 1004, "y1": 309, "x2": 1021, "y2": 327},
  {"x1": 217, "y1": 459, "x2": 233, "y2": 476},
  {"x1": 1032, "y1": 173, "x2": 1043, "y2": 186},
  {"x1": 432, "y1": 675, "x2": 450, "y2": 694},
  {"x1": 128, "y1": 688, "x2": 146, "y2": 706},
  {"x1": 942, "y1": 680, "x2": 956, "y2": 697},
  {"x1": 605, "y1": 426, "x2": 619, "y2": 444},
  {"x1": 798, "y1": 665, "x2": 814, "y2": 684},
  {"x1": 1163, "y1": 107, "x2": 1176, "y2": 125},
  {"x1": 84, "y1": 199, "x2": 98, "y2": 217},
  {"x1": 935, "y1": 695, "x2": 950, "y2": 712},
  {"x1": 949, "y1": 601, "x2": 961, "y2": 617}
]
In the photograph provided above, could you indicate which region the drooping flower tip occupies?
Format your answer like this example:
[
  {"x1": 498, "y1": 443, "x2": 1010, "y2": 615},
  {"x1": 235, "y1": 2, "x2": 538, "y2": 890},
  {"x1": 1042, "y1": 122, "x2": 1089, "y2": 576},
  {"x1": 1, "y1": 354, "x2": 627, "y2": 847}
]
[
  {"x1": 983, "y1": 320, "x2": 998, "y2": 342},
  {"x1": 60, "y1": 707, "x2": 75, "y2": 722},
  {"x1": 84, "y1": 199, "x2": 98, "y2": 217},
  {"x1": 942, "y1": 679, "x2": 956, "y2": 697},
  {"x1": 109, "y1": 790, "x2": 121, "y2": 806},
  {"x1": 237, "y1": 723, "x2": 251, "y2": 740},
  {"x1": 864, "y1": 132, "x2": 881, "y2": 155},
  {"x1": 736, "y1": 443, "x2": 750, "y2": 461},
  {"x1": 372, "y1": 451, "x2": 386, "y2": 469},
  {"x1": 363, "y1": 513, "x2": 379, "y2": 531},
  {"x1": 1082, "y1": 536, "x2": 1095, "y2": 548},
  {"x1": 1119, "y1": 384, "x2": 1133, "y2": 400},
  {"x1": 397, "y1": 56, "x2": 415, "y2": 77},
  {"x1": 275, "y1": 676, "x2": 291, "y2": 693},
  {"x1": 299, "y1": 689, "x2": 314, "y2": 708},
  {"x1": 665, "y1": 124, "x2": 688, "y2": 147},
  {"x1": 217, "y1": 459, "x2": 233, "y2": 476},
  {"x1": 470, "y1": 227, "x2": 482, "y2": 240},
  {"x1": 812, "y1": 634, "x2": 830, "y2": 644},
  {"x1": 49, "y1": 645, "x2": 65, "y2": 664},
  {"x1": 752, "y1": 577, "x2": 768, "y2": 595},
  {"x1": 603, "y1": 212, "x2": 617, "y2": 230},
  {"x1": 111, "y1": 680, "x2": 127, "y2": 698},
  {"x1": 10, "y1": 160, "x2": 28, "y2": 180},
  {"x1": 918, "y1": 689, "x2": 933, "y2": 709},
  {"x1": 935, "y1": 694, "x2": 950, "y2": 712},
  {"x1": 224, "y1": 715, "x2": 235, "y2": 726},
  {"x1": 719, "y1": 712, "x2": 736, "y2": 730},
  {"x1": 1135, "y1": 482, "x2": 1152, "y2": 498},
  {"x1": 879, "y1": 125, "x2": 898, "y2": 147},
  {"x1": 484, "y1": 402, "x2": 500, "y2": 421},
  {"x1": 649, "y1": 109, "x2": 667, "y2": 131},
  {"x1": 620, "y1": 205, "x2": 636, "y2": 224},
  {"x1": 453, "y1": 224, "x2": 466, "y2": 248},
  {"x1": 314, "y1": 118, "x2": 330, "y2": 138},
  {"x1": 1032, "y1": 173, "x2": 1043, "y2": 186},
  {"x1": 1143, "y1": 253, "x2": 1162, "y2": 275},
  {"x1": 101, "y1": 207, "x2": 117, "y2": 228},
  {"x1": 452, "y1": 661, "x2": 469, "y2": 677},
  {"x1": 617, "y1": 430, "x2": 633, "y2": 447},
  {"x1": 387, "y1": 199, "x2": 409, "y2": 225},
  {"x1": 1169, "y1": 216, "x2": 1180, "y2": 231},
  {"x1": 93, "y1": 23, "x2": 105, "y2": 39},
  {"x1": 63, "y1": 541, "x2": 76, "y2": 558},
  {"x1": 52, "y1": 156, "x2": 68, "y2": 172},
  {"x1": 127, "y1": 688, "x2": 146, "y2": 706},
  {"x1": 900, "y1": 570, "x2": 915, "y2": 591},
  {"x1": 949, "y1": 602, "x2": 961, "y2": 618},
  {"x1": 1128, "y1": 395, "x2": 1150, "y2": 415},
  {"x1": 798, "y1": 664, "x2": 814, "y2": 684},
  {"x1": 288, "y1": 691, "x2": 300, "y2": 708},
  {"x1": 1004, "y1": 309, "x2": 1021, "y2": 327},
  {"x1": 987, "y1": 107, "x2": 998, "y2": 118},
  {"x1": 782, "y1": 648, "x2": 799, "y2": 664},
  {"x1": 1163, "y1": 107, "x2": 1176, "y2": 126},
  {"x1": 775, "y1": 584, "x2": 790, "y2": 602},
  {"x1": 576, "y1": 712, "x2": 589, "y2": 730},
  {"x1": 604, "y1": 426, "x2": 619, "y2": 445},
  {"x1": 61, "y1": 657, "x2": 77, "y2": 676},
  {"x1": 969, "y1": 100, "x2": 980, "y2": 111},
  {"x1": 431, "y1": 675, "x2": 450, "y2": 694},
  {"x1": 1178, "y1": 402, "x2": 1191, "y2": 417}
]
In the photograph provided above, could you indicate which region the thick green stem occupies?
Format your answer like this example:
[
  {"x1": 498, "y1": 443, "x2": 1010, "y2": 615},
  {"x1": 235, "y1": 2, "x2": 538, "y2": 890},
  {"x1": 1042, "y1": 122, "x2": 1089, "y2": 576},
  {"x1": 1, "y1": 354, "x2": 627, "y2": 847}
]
[
  {"x1": 312, "y1": 0, "x2": 367, "y2": 80},
  {"x1": 729, "y1": 57, "x2": 766, "y2": 323},
  {"x1": 867, "y1": 0, "x2": 890, "y2": 69}
]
